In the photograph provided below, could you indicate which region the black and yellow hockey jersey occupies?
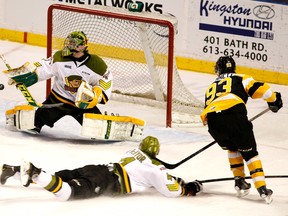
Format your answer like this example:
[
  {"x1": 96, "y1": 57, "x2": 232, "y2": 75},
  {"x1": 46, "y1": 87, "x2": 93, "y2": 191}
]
[{"x1": 200, "y1": 73, "x2": 277, "y2": 124}]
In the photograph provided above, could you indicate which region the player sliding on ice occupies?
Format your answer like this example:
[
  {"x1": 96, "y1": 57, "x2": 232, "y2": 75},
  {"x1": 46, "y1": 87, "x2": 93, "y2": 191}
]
[
  {"x1": 0, "y1": 136, "x2": 202, "y2": 200},
  {"x1": 200, "y1": 56, "x2": 283, "y2": 204},
  {"x1": 4, "y1": 31, "x2": 144, "y2": 141}
]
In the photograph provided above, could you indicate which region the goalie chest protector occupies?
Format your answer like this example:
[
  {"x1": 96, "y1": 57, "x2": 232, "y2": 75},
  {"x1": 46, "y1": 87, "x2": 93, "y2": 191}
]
[{"x1": 81, "y1": 113, "x2": 145, "y2": 141}]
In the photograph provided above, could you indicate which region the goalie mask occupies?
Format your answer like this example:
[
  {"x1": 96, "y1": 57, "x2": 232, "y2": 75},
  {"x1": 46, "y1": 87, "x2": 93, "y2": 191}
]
[
  {"x1": 62, "y1": 31, "x2": 88, "y2": 56},
  {"x1": 215, "y1": 56, "x2": 236, "y2": 76},
  {"x1": 139, "y1": 136, "x2": 160, "y2": 158}
]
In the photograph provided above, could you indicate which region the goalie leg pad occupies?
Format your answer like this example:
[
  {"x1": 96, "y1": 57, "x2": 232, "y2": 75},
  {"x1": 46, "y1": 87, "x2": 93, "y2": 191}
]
[
  {"x1": 5, "y1": 109, "x2": 17, "y2": 131},
  {"x1": 81, "y1": 113, "x2": 145, "y2": 141},
  {"x1": 5, "y1": 105, "x2": 36, "y2": 131}
]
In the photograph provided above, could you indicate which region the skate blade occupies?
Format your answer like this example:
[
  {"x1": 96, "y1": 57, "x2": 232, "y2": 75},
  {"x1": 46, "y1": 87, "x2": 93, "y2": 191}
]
[
  {"x1": 236, "y1": 189, "x2": 250, "y2": 197},
  {"x1": 262, "y1": 194, "x2": 273, "y2": 204},
  {"x1": 23, "y1": 129, "x2": 40, "y2": 135}
]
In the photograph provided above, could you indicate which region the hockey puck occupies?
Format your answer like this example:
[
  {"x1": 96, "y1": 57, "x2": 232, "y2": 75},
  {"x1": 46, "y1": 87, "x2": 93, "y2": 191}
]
[{"x1": 0, "y1": 84, "x2": 4, "y2": 90}]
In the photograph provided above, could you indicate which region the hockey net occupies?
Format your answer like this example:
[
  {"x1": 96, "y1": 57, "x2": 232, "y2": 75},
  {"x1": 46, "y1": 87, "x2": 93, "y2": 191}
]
[{"x1": 47, "y1": 4, "x2": 204, "y2": 127}]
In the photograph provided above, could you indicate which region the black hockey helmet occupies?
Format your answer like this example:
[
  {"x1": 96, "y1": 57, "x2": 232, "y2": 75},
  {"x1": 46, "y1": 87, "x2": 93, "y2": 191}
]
[{"x1": 214, "y1": 56, "x2": 236, "y2": 76}]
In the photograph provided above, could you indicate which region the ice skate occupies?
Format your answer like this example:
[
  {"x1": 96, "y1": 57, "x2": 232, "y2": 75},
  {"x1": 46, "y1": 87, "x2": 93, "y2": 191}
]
[
  {"x1": 234, "y1": 177, "x2": 251, "y2": 197},
  {"x1": 0, "y1": 164, "x2": 20, "y2": 185},
  {"x1": 257, "y1": 186, "x2": 273, "y2": 204},
  {"x1": 24, "y1": 127, "x2": 41, "y2": 135},
  {"x1": 20, "y1": 161, "x2": 41, "y2": 187}
]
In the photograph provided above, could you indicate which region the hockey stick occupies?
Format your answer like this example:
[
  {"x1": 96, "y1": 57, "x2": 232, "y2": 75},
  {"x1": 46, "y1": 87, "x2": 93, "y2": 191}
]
[
  {"x1": 0, "y1": 54, "x2": 63, "y2": 108},
  {"x1": 199, "y1": 175, "x2": 288, "y2": 183},
  {"x1": 155, "y1": 108, "x2": 270, "y2": 169},
  {"x1": 16, "y1": 83, "x2": 63, "y2": 108}
]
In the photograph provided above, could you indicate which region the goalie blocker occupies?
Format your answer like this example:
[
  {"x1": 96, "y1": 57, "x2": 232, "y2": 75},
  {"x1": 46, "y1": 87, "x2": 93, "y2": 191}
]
[{"x1": 5, "y1": 105, "x2": 145, "y2": 141}]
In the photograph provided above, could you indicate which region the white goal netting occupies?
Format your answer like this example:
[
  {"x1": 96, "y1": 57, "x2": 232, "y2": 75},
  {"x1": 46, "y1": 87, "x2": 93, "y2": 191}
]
[{"x1": 47, "y1": 4, "x2": 204, "y2": 126}]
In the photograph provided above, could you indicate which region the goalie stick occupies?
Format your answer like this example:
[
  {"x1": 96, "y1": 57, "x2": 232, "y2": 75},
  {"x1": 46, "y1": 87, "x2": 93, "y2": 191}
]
[
  {"x1": 15, "y1": 82, "x2": 63, "y2": 108},
  {"x1": 0, "y1": 54, "x2": 63, "y2": 108},
  {"x1": 155, "y1": 108, "x2": 270, "y2": 169}
]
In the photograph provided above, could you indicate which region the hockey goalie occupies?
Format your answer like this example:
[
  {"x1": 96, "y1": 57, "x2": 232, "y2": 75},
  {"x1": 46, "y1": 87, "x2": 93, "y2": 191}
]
[{"x1": 3, "y1": 31, "x2": 145, "y2": 141}]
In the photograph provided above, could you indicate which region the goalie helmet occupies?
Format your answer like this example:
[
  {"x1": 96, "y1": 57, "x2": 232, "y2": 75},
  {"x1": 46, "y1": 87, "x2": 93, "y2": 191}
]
[
  {"x1": 62, "y1": 31, "x2": 88, "y2": 56},
  {"x1": 139, "y1": 136, "x2": 160, "y2": 158},
  {"x1": 215, "y1": 56, "x2": 236, "y2": 76}
]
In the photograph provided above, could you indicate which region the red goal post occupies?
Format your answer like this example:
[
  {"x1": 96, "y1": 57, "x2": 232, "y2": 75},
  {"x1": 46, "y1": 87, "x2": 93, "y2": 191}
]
[{"x1": 46, "y1": 4, "x2": 203, "y2": 127}]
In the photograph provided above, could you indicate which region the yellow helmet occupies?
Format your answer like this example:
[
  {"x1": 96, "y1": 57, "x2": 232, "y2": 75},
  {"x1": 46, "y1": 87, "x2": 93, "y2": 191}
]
[
  {"x1": 139, "y1": 136, "x2": 160, "y2": 158},
  {"x1": 62, "y1": 31, "x2": 88, "y2": 56}
]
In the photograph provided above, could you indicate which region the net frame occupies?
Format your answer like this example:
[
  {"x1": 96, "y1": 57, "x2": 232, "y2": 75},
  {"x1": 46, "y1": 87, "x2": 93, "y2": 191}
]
[{"x1": 46, "y1": 3, "x2": 202, "y2": 127}]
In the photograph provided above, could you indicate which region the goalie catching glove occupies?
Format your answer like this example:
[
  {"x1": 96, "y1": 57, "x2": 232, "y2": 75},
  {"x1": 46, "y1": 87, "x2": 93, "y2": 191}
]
[
  {"x1": 3, "y1": 62, "x2": 38, "y2": 87},
  {"x1": 75, "y1": 82, "x2": 103, "y2": 109}
]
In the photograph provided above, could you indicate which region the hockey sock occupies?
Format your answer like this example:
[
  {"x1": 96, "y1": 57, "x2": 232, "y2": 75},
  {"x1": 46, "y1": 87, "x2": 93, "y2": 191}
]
[
  {"x1": 246, "y1": 155, "x2": 266, "y2": 188},
  {"x1": 33, "y1": 171, "x2": 71, "y2": 201},
  {"x1": 228, "y1": 151, "x2": 245, "y2": 177}
]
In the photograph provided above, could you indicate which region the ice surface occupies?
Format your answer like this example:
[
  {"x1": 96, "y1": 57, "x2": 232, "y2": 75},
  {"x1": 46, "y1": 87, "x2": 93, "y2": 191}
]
[{"x1": 0, "y1": 40, "x2": 287, "y2": 216}]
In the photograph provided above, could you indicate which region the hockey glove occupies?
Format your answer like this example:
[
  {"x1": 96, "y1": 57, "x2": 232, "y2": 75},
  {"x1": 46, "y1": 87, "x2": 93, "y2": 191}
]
[
  {"x1": 171, "y1": 175, "x2": 185, "y2": 186},
  {"x1": 267, "y1": 92, "x2": 283, "y2": 113},
  {"x1": 3, "y1": 62, "x2": 38, "y2": 87},
  {"x1": 75, "y1": 82, "x2": 103, "y2": 109},
  {"x1": 182, "y1": 180, "x2": 203, "y2": 196}
]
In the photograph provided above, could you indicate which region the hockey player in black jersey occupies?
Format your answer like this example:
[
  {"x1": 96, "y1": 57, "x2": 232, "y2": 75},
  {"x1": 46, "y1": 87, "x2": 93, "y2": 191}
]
[
  {"x1": 201, "y1": 56, "x2": 282, "y2": 204},
  {"x1": 0, "y1": 136, "x2": 202, "y2": 201}
]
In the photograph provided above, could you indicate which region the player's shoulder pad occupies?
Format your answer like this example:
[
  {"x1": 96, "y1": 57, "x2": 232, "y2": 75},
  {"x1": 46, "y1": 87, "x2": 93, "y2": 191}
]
[
  {"x1": 151, "y1": 158, "x2": 165, "y2": 166},
  {"x1": 234, "y1": 73, "x2": 248, "y2": 78},
  {"x1": 237, "y1": 74, "x2": 257, "y2": 82},
  {"x1": 85, "y1": 54, "x2": 108, "y2": 76},
  {"x1": 52, "y1": 51, "x2": 71, "y2": 63}
]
